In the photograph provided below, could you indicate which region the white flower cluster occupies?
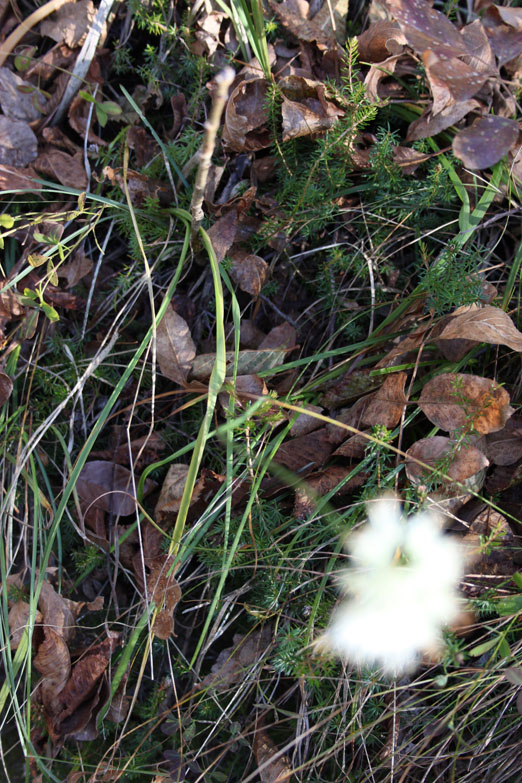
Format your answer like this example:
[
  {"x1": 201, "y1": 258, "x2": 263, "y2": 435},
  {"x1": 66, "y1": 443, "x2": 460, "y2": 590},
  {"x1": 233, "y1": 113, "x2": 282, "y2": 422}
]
[{"x1": 318, "y1": 496, "x2": 464, "y2": 677}]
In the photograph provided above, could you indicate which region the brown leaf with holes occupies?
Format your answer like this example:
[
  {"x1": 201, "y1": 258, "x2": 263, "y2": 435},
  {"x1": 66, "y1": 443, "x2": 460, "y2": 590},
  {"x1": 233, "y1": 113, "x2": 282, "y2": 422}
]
[
  {"x1": 386, "y1": 0, "x2": 468, "y2": 56},
  {"x1": 361, "y1": 372, "x2": 407, "y2": 428},
  {"x1": 77, "y1": 461, "x2": 156, "y2": 517},
  {"x1": 146, "y1": 556, "x2": 182, "y2": 640},
  {"x1": 229, "y1": 249, "x2": 269, "y2": 298},
  {"x1": 405, "y1": 436, "x2": 488, "y2": 486},
  {"x1": 486, "y1": 416, "x2": 522, "y2": 466},
  {"x1": 453, "y1": 116, "x2": 519, "y2": 170},
  {"x1": 254, "y1": 726, "x2": 293, "y2": 783},
  {"x1": 419, "y1": 373, "x2": 513, "y2": 435},
  {"x1": 434, "y1": 304, "x2": 522, "y2": 352},
  {"x1": 157, "y1": 303, "x2": 196, "y2": 385},
  {"x1": 222, "y1": 79, "x2": 271, "y2": 153}
]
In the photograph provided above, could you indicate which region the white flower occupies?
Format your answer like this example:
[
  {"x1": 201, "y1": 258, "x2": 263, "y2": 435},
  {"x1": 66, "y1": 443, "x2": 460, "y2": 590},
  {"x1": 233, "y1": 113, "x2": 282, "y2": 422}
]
[{"x1": 317, "y1": 496, "x2": 464, "y2": 677}]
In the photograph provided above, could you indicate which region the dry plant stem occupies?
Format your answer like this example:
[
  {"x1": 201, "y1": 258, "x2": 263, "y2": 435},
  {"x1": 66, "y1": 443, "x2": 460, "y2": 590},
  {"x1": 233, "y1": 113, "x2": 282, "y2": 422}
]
[
  {"x1": 190, "y1": 66, "x2": 235, "y2": 238},
  {"x1": 0, "y1": 0, "x2": 71, "y2": 67}
]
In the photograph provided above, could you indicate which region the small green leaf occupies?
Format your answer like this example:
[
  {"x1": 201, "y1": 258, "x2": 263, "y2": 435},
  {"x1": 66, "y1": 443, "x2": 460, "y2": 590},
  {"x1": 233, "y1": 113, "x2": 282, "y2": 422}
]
[
  {"x1": 95, "y1": 105, "x2": 108, "y2": 127},
  {"x1": 0, "y1": 214, "x2": 15, "y2": 229},
  {"x1": 47, "y1": 260, "x2": 58, "y2": 286},
  {"x1": 498, "y1": 637, "x2": 512, "y2": 660},
  {"x1": 512, "y1": 572, "x2": 522, "y2": 590},
  {"x1": 79, "y1": 90, "x2": 96, "y2": 103},
  {"x1": 41, "y1": 302, "x2": 59, "y2": 322},
  {"x1": 33, "y1": 231, "x2": 54, "y2": 245},
  {"x1": 433, "y1": 674, "x2": 447, "y2": 688},
  {"x1": 468, "y1": 636, "x2": 499, "y2": 657},
  {"x1": 101, "y1": 100, "x2": 122, "y2": 117},
  {"x1": 28, "y1": 253, "x2": 47, "y2": 268},
  {"x1": 496, "y1": 595, "x2": 522, "y2": 616},
  {"x1": 14, "y1": 46, "x2": 36, "y2": 72},
  {"x1": 16, "y1": 85, "x2": 34, "y2": 94}
]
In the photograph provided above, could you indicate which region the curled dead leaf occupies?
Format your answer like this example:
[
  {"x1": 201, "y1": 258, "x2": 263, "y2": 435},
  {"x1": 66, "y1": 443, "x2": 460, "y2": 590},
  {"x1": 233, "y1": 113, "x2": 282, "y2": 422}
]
[
  {"x1": 222, "y1": 79, "x2": 271, "y2": 153},
  {"x1": 229, "y1": 249, "x2": 269, "y2": 298},
  {"x1": 433, "y1": 304, "x2": 522, "y2": 352},
  {"x1": 419, "y1": 373, "x2": 513, "y2": 435},
  {"x1": 154, "y1": 463, "x2": 206, "y2": 524}
]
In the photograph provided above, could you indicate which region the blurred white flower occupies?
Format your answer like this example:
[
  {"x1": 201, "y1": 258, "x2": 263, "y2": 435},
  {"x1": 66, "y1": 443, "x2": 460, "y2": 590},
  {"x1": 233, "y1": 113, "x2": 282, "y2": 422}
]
[{"x1": 317, "y1": 496, "x2": 464, "y2": 676}]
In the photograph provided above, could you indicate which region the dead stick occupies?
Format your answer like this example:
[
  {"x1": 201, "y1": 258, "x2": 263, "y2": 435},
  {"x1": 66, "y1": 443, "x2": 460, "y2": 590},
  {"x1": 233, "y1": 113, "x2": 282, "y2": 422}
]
[
  {"x1": 190, "y1": 66, "x2": 235, "y2": 238},
  {"x1": 0, "y1": 0, "x2": 72, "y2": 68}
]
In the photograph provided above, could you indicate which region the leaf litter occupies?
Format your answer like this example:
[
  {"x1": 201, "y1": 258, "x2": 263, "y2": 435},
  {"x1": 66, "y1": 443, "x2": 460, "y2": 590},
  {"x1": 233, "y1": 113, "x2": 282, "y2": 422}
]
[{"x1": 1, "y1": 0, "x2": 522, "y2": 779}]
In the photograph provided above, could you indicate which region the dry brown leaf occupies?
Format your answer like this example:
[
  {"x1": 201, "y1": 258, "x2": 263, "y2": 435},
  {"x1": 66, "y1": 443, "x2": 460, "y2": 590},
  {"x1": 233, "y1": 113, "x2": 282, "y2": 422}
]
[
  {"x1": 154, "y1": 463, "x2": 206, "y2": 524},
  {"x1": 156, "y1": 303, "x2": 196, "y2": 385},
  {"x1": 259, "y1": 321, "x2": 296, "y2": 351},
  {"x1": 58, "y1": 249, "x2": 94, "y2": 288},
  {"x1": 423, "y1": 48, "x2": 489, "y2": 114},
  {"x1": 407, "y1": 99, "x2": 481, "y2": 141},
  {"x1": 320, "y1": 369, "x2": 379, "y2": 408},
  {"x1": 286, "y1": 403, "x2": 323, "y2": 437},
  {"x1": 191, "y1": 10, "x2": 224, "y2": 57},
  {"x1": 207, "y1": 210, "x2": 238, "y2": 263},
  {"x1": 333, "y1": 432, "x2": 369, "y2": 458},
  {"x1": 310, "y1": 0, "x2": 348, "y2": 46},
  {"x1": 281, "y1": 93, "x2": 341, "y2": 141},
  {"x1": 222, "y1": 79, "x2": 271, "y2": 152},
  {"x1": 103, "y1": 165, "x2": 171, "y2": 206},
  {"x1": 361, "y1": 371, "x2": 407, "y2": 428},
  {"x1": 462, "y1": 508, "x2": 517, "y2": 579},
  {"x1": 229, "y1": 249, "x2": 269, "y2": 298},
  {"x1": 268, "y1": 0, "x2": 331, "y2": 49},
  {"x1": 0, "y1": 116, "x2": 37, "y2": 166},
  {"x1": 419, "y1": 373, "x2": 513, "y2": 435},
  {"x1": 146, "y1": 555, "x2": 182, "y2": 640},
  {"x1": 58, "y1": 637, "x2": 119, "y2": 721},
  {"x1": 386, "y1": 0, "x2": 468, "y2": 56},
  {"x1": 0, "y1": 67, "x2": 45, "y2": 121},
  {"x1": 202, "y1": 626, "x2": 272, "y2": 691},
  {"x1": 191, "y1": 348, "x2": 289, "y2": 380},
  {"x1": 358, "y1": 20, "x2": 406, "y2": 61},
  {"x1": 434, "y1": 304, "x2": 522, "y2": 352},
  {"x1": 0, "y1": 371, "x2": 13, "y2": 404},
  {"x1": 254, "y1": 726, "x2": 293, "y2": 783},
  {"x1": 405, "y1": 436, "x2": 488, "y2": 485},
  {"x1": 485, "y1": 416, "x2": 522, "y2": 466},
  {"x1": 34, "y1": 628, "x2": 71, "y2": 720},
  {"x1": 219, "y1": 374, "x2": 269, "y2": 413},
  {"x1": 77, "y1": 461, "x2": 155, "y2": 517},
  {"x1": 0, "y1": 163, "x2": 39, "y2": 191},
  {"x1": 34, "y1": 149, "x2": 88, "y2": 189},
  {"x1": 294, "y1": 465, "x2": 366, "y2": 518},
  {"x1": 461, "y1": 19, "x2": 496, "y2": 73},
  {"x1": 8, "y1": 600, "x2": 42, "y2": 649},
  {"x1": 91, "y1": 432, "x2": 166, "y2": 471},
  {"x1": 26, "y1": 42, "x2": 75, "y2": 81},
  {"x1": 38, "y1": 579, "x2": 82, "y2": 643},
  {"x1": 40, "y1": 0, "x2": 97, "y2": 48},
  {"x1": 452, "y1": 116, "x2": 519, "y2": 170},
  {"x1": 274, "y1": 427, "x2": 333, "y2": 473}
]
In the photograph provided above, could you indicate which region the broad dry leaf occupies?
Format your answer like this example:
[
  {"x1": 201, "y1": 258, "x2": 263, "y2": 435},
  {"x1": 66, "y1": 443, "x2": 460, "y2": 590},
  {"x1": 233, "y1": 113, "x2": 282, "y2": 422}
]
[
  {"x1": 333, "y1": 432, "x2": 369, "y2": 458},
  {"x1": 0, "y1": 371, "x2": 13, "y2": 404},
  {"x1": 254, "y1": 727, "x2": 293, "y2": 783},
  {"x1": 435, "y1": 304, "x2": 522, "y2": 352},
  {"x1": 34, "y1": 149, "x2": 88, "y2": 189},
  {"x1": 229, "y1": 249, "x2": 269, "y2": 298},
  {"x1": 268, "y1": 0, "x2": 331, "y2": 49},
  {"x1": 281, "y1": 93, "x2": 342, "y2": 141},
  {"x1": 258, "y1": 321, "x2": 296, "y2": 351},
  {"x1": 361, "y1": 371, "x2": 407, "y2": 428},
  {"x1": 154, "y1": 463, "x2": 206, "y2": 524},
  {"x1": 386, "y1": 0, "x2": 468, "y2": 55},
  {"x1": 146, "y1": 556, "x2": 182, "y2": 640},
  {"x1": 422, "y1": 49, "x2": 489, "y2": 114},
  {"x1": 419, "y1": 373, "x2": 513, "y2": 435},
  {"x1": 91, "y1": 432, "x2": 166, "y2": 471},
  {"x1": 320, "y1": 370, "x2": 380, "y2": 408},
  {"x1": 38, "y1": 579, "x2": 82, "y2": 643},
  {"x1": 0, "y1": 116, "x2": 37, "y2": 166},
  {"x1": 77, "y1": 460, "x2": 155, "y2": 517},
  {"x1": 462, "y1": 508, "x2": 517, "y2": 579},
  {"x1": 191, "y1": 347, "x2": 289, "y2": 380},
  {"x1": 485, "y1": 416, "x2": 522, "y2": 465},
  {"x1": 203, "y1": 626, "x2": 272, "y2": 691},
  {"x1": 274, "y1": 427, "x2": 333, "y2": 473},
  {"x1": 286, "y1": 403, "x2": 324, "y2": 437},
  {"x1": 157, "y1": 303, "x2": 196, "y2": 385},
  {"x1": 294, "y1": 465, "x2": 366, "y2": 518},
  {"x1": 0, "y1": 67, "x2": 44, "y2": 121},
  {"x1": 58, "y1": 249, "x2": 94, "y2": 287},
  {"x1": 207, "y1": 210, "x2": 238, "y2": 263},
  {"x1": 8, "y1": 600, "x2": 42, "y2": 649},
  {"x1": 58, "y1": 637, "x2": 119, "y2": 720},
  {"x1": 405, "y1": 435, "x2": 488, "y2": 485},
  {"x1": 407, "y1": 99, "x2": 481, "y2": 141},
  {"x1": 219, "y1": 373, "x2": 268, "y2": 413},
  {"x1": 222, "y1": 79, "x2": 271, "y2": 153},
  {"x1": 453, "y1": 116, "x2": 519, "y2": 170},
  {"x1": 461, "y1": 19, "x2": 496, "y2": 73},
  {"x1": 34, "y1": 628, "x2": 71, "y2": 718},
  {"x1": 40, "y1": 0, "x2": 96, "y2": 48},
  {"x1": 0, "y1": 163, "x2": 40, "y2": 191}
]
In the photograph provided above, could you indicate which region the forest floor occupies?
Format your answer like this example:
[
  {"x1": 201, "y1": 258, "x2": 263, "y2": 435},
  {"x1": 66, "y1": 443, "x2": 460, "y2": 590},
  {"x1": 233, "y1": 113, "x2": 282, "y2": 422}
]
[{"x1": 0, "y1": 1, "x2": 522, "y2": 781}]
